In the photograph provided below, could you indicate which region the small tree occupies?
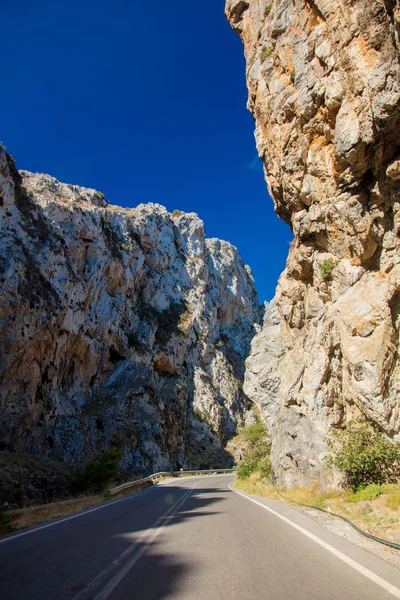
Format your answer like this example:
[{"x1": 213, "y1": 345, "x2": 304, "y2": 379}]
[
  {"x1": 327, "y1": 419, "x2": 400, "y2": 490},
  {"x1": 69, "y1": 448, "x2": 121, "y2": 494},
  {"x1": 319, "y1": 258, "x2": 337, "y2": 282},
  {"x1": 236, "y1": 422, "x2": 273, "y2": 480}
]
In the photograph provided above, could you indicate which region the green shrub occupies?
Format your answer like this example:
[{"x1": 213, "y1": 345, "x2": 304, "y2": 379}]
[
  {"x1": 260, "y1": 46, "x2": 272, "y2": 61},
  {"x1": 319, "y1": 258, "x2": 336, "y2": 282},
  {"x1": 69, "y1": 448, "x2": 121, "y2": 494},
  {"x1": 347, "y1": 484, "x2": 383, "y2": 503},
  {"x1": 236, "y1": 460, "x2": 257, "y2": 480},
  {"x1": 241, "y1": 422, "x2": 267, "y2": 446},
  {"x1": 97, "y1": 191, "x2": 105, "y2": 199},
  {"x1": 236, "y1": 446, "x2": 263, "y2": 479},
  {"x1": 258, "y1": 455, "x2": 274, "y2": 479},
  {"x1": 237, "y1": 447, "x2": 272, "y2": 480},
  {"x1": 236, "y1": 422, "x2": 273, "y2": 481},
  {"x1": 327, "y1": 419, "x2": 400, "y2": 491}
]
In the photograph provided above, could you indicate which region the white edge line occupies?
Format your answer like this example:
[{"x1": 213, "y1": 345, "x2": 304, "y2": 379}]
[
  {"x1": 93, "y1": 482, "x2": 199, "y2": 600},
  {"x1": 229, "y1": 484, "x2": 400, "y2": 600},
  {"x1": 0, "y1": 474, "x2": 229, "y2": 545}
]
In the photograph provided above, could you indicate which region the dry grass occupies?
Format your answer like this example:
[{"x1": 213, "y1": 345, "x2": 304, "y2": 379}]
[
  {"x1": 235, "y1": 474, "x2": 400, "y2": 544},
  {"x1": 6, "y1": 494, "x2": 105, "y2": 531},
  {"x1": 235, "y1": 473, "x2": 281, "y2": 500}
]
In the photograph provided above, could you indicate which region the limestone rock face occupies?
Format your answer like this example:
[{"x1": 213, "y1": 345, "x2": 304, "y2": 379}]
[
  {"x1": 243, "y1": 300, "x2": 283, "y2": 429},
  {"x1": 226, "y1": 0, "x2": 400, "y2": 485},
  {"x1": 0, "y1": 147, "x2": 259, "y2": 474}
]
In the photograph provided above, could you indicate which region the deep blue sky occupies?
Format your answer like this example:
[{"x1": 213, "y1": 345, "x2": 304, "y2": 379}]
[{"x1": 1, "y1": 0, "x2": 291, "y2": 301}]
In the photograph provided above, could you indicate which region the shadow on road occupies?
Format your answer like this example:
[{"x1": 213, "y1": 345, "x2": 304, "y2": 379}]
[
  {"x1": 0, "y1": 482, "x2": 233, "y2": 600},
  {"x1": 103, "y1": 485, "x2": 230, "y2": 599}
]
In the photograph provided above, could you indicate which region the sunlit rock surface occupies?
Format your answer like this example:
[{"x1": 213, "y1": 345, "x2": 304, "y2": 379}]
[
  {"x1": 0, "y1": 147, "x2": 259, "y2": 474},
  {"x1": 226, "y1": 0, "x2": 400, "y2": 486},
  {"x1": 243, "y1": 300, "x2": 283, "y2": 430}
]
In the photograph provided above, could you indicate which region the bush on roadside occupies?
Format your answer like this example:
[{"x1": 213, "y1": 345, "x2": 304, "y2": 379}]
[
  {"x1": 69, "y1": 448, "x2": 121, "y2": 494},
  {"x1": 327, "y1": 419, "x2": 400, "y2": 491},
  {"x1": 240, "y1": 422, "x2": 266, "y2": 445},
  {"x1": 236, "y1": 422, "x2": 273, "y2": 481},
  {"x1": 346, "y1": 483, "x2": 383, "y2": 503}
]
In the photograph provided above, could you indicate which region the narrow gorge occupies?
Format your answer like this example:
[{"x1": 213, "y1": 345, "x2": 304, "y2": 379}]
[{"x1": 1, "y1": 0, "x2": 400, "y2": 491}]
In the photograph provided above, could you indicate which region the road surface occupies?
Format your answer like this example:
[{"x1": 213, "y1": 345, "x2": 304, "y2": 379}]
[{"x1": 1, "y1": 474, "x2": 400, "y2": 599}]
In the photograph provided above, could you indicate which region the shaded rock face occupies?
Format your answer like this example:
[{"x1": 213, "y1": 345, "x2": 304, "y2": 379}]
[
  {"x1": 0, "y1": 147, "x2": 259, "y2": 474},
  {"x1": 226, "y1": 0, "x2": 400, "y2": 485}
]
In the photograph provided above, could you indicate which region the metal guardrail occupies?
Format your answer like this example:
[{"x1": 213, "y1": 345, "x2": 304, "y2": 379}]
[{"x1": 108, "y1": 469, "x2": 235, "y2": 496}]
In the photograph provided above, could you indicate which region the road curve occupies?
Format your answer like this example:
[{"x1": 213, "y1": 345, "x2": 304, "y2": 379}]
[{"x1": 1, "y1": 475, "x2": 400, "y2": 599}]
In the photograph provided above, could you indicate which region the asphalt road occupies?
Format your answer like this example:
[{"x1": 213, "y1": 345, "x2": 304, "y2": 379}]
[{"x1": 2, "y1": 474, "x2": 400, "y2": 599}]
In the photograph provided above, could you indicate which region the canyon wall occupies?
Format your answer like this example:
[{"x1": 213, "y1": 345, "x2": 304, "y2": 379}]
[
  {"x1": 0, "y1": 146, "x2": 259, "y2": 474},
  {"x1": 226, "y1": 0, "x2": 400, "y2": 485}
]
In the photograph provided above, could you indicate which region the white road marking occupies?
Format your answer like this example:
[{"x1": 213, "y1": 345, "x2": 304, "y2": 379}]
[
  {"x1": 86, "y1": 482, "x2": 199, "y2": 600},
  {"x1": 229, "y1": 484, "x2": 400, "y2": 600}
]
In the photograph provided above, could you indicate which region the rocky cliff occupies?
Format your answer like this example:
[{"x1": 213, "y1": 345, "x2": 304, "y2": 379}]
[
  {"x1": 0, "y1": 146, "x2": 259, "y2": 474},
  {"x1": 226, "y1": 0, "x2": 400, "y2": 485}
]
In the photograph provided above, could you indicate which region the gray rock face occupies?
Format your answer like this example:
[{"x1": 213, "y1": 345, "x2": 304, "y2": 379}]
[
  {"x1": 0, "y1": 147, "x2": 259, "y2": 474},
  {"x1": 243, "y1": 300, "x2": 283, "y2": 429},
  {"x1": 226, "y1": 0, "x2": 400, "y2": 486}
]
